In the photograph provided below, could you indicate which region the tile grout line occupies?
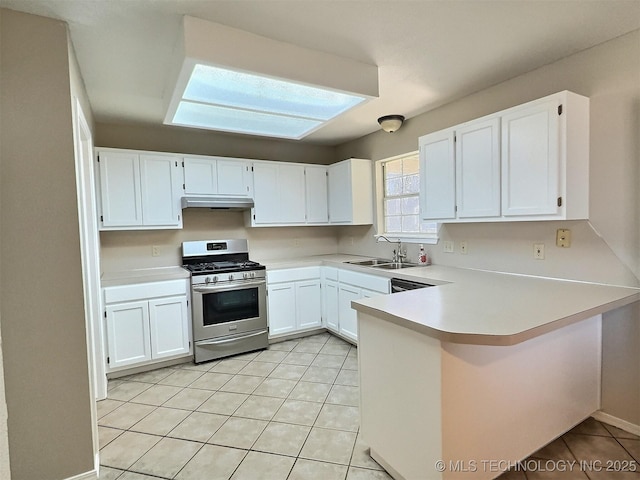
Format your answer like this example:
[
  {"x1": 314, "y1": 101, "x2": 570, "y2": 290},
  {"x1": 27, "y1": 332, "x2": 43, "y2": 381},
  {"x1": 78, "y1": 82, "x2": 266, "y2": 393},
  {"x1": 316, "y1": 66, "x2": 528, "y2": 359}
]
[{"x1": 99, "y1": 333, "x2": 367, "y2": 479}]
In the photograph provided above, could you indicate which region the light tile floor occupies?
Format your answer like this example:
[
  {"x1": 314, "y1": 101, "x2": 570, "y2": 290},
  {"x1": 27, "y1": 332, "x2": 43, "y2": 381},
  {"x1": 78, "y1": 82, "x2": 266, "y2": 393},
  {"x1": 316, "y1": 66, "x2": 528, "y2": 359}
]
[{"x1": 97, "y1": 332, "x2": 640, "y2": 480}]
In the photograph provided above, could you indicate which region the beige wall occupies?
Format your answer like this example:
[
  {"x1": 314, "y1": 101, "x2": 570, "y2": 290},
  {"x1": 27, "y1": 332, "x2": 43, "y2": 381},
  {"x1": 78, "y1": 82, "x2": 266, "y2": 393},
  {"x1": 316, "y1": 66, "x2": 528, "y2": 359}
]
[
  {"x1": 0, "y1": 9, "x2": 95, "y2": 479},
  {"x1": 95, "y1": 121, "x2": 336, "y2": 164},
  {"x1": 336, "y1": 30, "x2": 640, "y2": 425},
  {"x1": 100, "y1": 209, "x2": 339, "y2": 272}
]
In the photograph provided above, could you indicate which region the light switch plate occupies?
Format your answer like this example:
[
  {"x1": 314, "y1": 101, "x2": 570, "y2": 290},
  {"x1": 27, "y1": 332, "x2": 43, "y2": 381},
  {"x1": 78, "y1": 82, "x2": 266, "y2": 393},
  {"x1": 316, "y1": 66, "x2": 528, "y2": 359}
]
[
  {"x1": 443, "y1": 241, "x2": 454, "y2": 253},
  {"x1": 460, "y1": 241, "x2": 468, "y2": 255},
  {"x1": 534, "y1": 243, "x2": 545, "y2": 260}
]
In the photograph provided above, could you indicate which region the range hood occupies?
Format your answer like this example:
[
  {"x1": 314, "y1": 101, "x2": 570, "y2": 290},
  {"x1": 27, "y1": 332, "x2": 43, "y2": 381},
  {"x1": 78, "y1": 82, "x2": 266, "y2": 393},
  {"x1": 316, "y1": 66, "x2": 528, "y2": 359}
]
[{"x1": 181, "y1": 195, "x2": 254, "y2": 210}]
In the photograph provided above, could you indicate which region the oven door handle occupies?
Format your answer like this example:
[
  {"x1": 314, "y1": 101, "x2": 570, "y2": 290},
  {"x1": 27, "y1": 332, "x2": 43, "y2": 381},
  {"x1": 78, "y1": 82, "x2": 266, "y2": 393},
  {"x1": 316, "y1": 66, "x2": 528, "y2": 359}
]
[
  {"x1": 193, "y1": 280, "x2": 266, "y2": 293},
  {"x1": 197, "y1": 330, "x2": 268, "y2": 346}
]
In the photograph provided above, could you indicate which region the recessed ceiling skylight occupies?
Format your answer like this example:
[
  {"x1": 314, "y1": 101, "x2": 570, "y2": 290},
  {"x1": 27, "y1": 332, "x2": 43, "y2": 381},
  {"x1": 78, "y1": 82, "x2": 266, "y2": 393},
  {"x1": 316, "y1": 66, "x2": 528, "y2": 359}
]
[
  {"x1": 164, "y1": 17, "x2": 378, "y2": 140},
  {"x1": 169, "y1": 64, "x2": 367, "y2": 139}
]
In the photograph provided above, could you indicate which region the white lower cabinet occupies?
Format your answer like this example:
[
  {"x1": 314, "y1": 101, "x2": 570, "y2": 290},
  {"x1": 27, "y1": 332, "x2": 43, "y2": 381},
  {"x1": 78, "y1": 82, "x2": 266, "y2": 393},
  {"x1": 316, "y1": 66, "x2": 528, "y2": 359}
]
[
  {"x1": 103, "y1": 279, "x2": 191, "y2": 372},
  {"x1": 268, "y1": 266, "x2": 391, "y2": 343},
  {"x1": 267, "y1": 268, "x2": 322, "y2": 338},
  {"x1": 321, "y1": 268, "x2": 390, "y2": 343},
  {"x1": 337, "y1": 284, "x2": 360, "y2": 342},
  {"x1": 322, "y1": 268, "x2": 340, "y2": 333},
  {"x1": 105, "y1": 301, "x2": 151, "y2": 369}
]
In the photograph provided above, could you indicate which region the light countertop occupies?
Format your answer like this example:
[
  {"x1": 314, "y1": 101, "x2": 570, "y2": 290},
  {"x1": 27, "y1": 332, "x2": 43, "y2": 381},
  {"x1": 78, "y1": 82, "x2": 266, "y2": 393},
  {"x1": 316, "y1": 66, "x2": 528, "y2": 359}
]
[
  {"x1": 264, "y1": 254, "x2": 640, "y2": 346},
  {"x1": 101, "y1": 255, "x2": 639, "y2": 345},
  {"x1": 101, "y1": 266, "x2": 190, "y2": 287}
]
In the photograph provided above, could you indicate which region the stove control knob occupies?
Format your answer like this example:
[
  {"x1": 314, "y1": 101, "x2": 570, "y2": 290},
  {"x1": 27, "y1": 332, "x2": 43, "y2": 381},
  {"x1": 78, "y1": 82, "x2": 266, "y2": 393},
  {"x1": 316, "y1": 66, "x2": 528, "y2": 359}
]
[
  {"x1": 251, "y1": 272, "x2": 256, "y2": 278},
  {"x1": 229, "y1": 274, "x2": 234, "y2": 281},
  {"x1": 243, "y1": 272, "x2": 249, "y2": 279},
  {"x1": 212, "y1": 276, "x2": 218, "y2": 283}
]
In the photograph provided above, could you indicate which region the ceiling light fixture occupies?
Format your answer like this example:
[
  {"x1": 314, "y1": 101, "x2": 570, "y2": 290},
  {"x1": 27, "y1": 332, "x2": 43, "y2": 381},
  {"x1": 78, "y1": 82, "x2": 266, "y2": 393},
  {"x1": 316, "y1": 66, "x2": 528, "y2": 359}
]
[
  {"x1": 164, "y1": 17, "x2": 379, "y2": 140},
  {"x1": 378, "y1": 115, "x2": 405, "y2": 133}
]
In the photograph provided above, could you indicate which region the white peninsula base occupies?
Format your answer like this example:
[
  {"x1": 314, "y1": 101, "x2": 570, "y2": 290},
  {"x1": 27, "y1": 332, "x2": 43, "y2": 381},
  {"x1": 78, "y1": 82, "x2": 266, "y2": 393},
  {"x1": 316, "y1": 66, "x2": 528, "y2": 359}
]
[{"x1": 357, "y1": 312, "x2": 601, "y2": 480}]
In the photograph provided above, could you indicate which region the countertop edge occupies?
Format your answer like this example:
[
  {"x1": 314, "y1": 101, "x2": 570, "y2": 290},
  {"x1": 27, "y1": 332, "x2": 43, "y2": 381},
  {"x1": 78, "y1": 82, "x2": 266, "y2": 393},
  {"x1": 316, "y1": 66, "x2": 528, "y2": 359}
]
[{"x1": 353, "y1": 291, "x2": 640, "y2": 346}]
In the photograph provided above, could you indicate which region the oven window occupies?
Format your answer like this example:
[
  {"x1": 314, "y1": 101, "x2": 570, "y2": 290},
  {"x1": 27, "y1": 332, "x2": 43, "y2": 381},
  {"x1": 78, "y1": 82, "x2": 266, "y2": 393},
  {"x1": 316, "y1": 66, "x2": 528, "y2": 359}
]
[{"x1": 202, "y1": 287, "x2": 259, "y2": 325}]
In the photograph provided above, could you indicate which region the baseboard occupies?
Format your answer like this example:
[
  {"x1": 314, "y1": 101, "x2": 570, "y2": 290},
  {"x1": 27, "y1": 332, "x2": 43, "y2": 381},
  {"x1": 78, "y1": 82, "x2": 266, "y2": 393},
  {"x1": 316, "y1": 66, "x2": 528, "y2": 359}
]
[
  {"x1": 592, "y1": 410, "x2": 640, "y2": 436},
  {"x1": 65, "y1": 468, "x2": 97, "y2": 480}
]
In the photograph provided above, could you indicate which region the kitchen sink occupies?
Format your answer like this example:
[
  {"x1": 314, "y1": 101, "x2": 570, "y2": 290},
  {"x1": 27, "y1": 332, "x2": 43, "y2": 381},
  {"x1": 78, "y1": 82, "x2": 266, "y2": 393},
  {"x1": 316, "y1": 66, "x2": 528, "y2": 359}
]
[
  {"x1": 371, "y1": 262, "x2": 419, "y2": 270},
  {"x1": 346, "y1": 258, "x2": 393, "y2": 266}
]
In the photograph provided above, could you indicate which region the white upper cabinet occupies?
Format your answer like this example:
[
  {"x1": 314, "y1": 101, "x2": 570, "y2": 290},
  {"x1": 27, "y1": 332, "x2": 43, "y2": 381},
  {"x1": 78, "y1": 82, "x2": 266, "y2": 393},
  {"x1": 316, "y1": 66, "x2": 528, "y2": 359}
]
[
  {"x1": 501, "y1": 97, "x2": 560, "y2": 217},
  {"x1": 456, "y1": 117, "x2": 501, "y2": 219},
  {"x1": 328, "y1": 158, "x2": 373, "y2": 225},
  {"x1": 139, "y1": 154, "x2": 182, "y2": 226},
  {"x1": 305, "y1": 165, "x2": 329, "y2": 224},
  {"x1": 98, "y1": 150, "x2": 142, "y2": 227},
  {"x1": 419, "y1": 129, "x2": 456, "y2": 221},
  {"x1": 97, "y1": 149, "x2": 182, "y2": 230},
  {"x1": 183, "y1": 156, "x2": 252, "y2": 197},
  {"x1": 419, "y1": 91, "x2": 589, "y2": 223},
  {"x1": 251, "y1": 162, "x2": 306, "y2": 225},
  {"x1": 217, "y1": 159, "x2": 252, "y2": 196}
]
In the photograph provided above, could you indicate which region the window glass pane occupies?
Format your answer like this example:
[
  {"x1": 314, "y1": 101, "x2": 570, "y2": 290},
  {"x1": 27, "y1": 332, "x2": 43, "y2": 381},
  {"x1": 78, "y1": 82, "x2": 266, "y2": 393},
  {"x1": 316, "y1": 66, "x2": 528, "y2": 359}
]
[
  {"x1": 401, "y1": 196, "x2": 420, "y2": 215},
  {"x1": 403, "y1": 155, "x2": 419, "y2": 175},
  {"x1": 385, "y1": 198, "x2": 402, "y2": 216},
  {"x1": 385, "y1": 216, "x2": 402, "y2": 233},
  {"x1": 403, "y1": 174, "x2": 420, "y2": 194},
  {"x1": 385, "y1": 177, "x2": 403, "y2": 196},
  {"x1": 401, "y1": 215, "x2": 420, "y2": 232},
  {"x1": 382, "y1": 152, "x2": 438, "y2": 239},
  {"x1": 385, "y1": 159, "x2": 403, "y2": 178}
]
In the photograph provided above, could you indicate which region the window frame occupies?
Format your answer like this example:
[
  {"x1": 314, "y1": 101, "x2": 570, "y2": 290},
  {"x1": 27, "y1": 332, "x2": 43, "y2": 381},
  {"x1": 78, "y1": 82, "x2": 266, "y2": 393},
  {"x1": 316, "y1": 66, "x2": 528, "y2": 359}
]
[{"x1": 375, "y1": 151, "x2": 439, "y2": 244}]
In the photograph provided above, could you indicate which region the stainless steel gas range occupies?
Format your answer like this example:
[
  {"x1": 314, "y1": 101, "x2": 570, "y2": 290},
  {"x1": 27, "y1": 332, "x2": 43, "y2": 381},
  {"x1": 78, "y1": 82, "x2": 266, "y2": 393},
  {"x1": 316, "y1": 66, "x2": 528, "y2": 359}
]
[{"x1": 182, "y1": 239, "x2": 268, "y2": 363}]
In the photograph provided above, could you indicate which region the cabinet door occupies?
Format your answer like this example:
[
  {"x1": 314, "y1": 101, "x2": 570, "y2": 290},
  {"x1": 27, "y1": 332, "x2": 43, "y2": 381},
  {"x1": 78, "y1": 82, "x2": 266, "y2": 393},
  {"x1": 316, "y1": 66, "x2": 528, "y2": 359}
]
[
  {"x1": 105, "y1": 301, "x2": 151, "y2": 369},
  {"x1": 252, "y1": 163, "x2": 281, "y2": 224},
  {"x1": 98, "y1": 151, "x2": 142, "y2": 227},
  {"x1": 305, "y1": 166, "x2": 329, "y2": 223},
  {"x1": 217, "y1": 159, "x2": 252, "y2": 197},
  {"x1": 456, "y1": 118, "x2": 501, "y2": 218},
  {"x1": 501, "y1": 99, "x2": 560, "y2": 216},
  {"x1": 328, "y1": 161, "x2": 352, "y2": 223},
  {"x1": 184, "y1": 157, "x2": 218, "y2": 195},
  {"x1": 323, "y1": 279, "x2": 339, "y2": 333},
  {"x1": 338, "y1": 284, "x2": 360, "y2": 342},
  {"x1": 139, "y1": 154, "x2": 181, "y2": 226},
  {"x1": 419, "y1": 129, "x2": 456, "y2": 220},
  {"x1": 296, "y1": 280, "x2": 322, "y2": 330},
  {"x1": 148, "y1": 296, "x2": 190, "y2": 359},
  {"x1": 267, "y1": 283, "x2": 297, "y2": 336},
  {"x1": 278, "y1": 164, "x2": 306, "y2": 224}
]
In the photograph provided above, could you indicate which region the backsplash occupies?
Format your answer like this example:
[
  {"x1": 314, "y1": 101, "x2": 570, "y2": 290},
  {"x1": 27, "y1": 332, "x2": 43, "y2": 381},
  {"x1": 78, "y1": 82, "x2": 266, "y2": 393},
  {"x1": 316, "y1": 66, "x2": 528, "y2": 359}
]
[
  {"x1": 336, "y1": 220, "x2": 640, "y2": 288},
  {"x1": 100, "y1": 208, "x2": 340, "y2": 273}
]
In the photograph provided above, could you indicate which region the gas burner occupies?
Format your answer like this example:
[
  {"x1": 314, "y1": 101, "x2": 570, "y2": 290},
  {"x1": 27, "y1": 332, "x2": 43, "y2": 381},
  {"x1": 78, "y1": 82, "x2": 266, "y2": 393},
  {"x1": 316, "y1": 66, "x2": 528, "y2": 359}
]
[{"x1": 182, "y1": 239, "x2": 265, "y2": 277}]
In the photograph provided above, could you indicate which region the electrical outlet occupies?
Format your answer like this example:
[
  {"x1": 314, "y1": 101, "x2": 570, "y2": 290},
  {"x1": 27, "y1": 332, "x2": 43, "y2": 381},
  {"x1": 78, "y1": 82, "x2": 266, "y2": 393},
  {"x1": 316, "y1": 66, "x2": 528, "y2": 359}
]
[
  {"x1": 460, "y1": 241, "x2": 468, "y2": 255},
  {"x1": 293, "y1": 238, "x2": 300, "y2": 247},
  {"x1": 556, "y1": 229, "x2": 571, "y2": 248},
  {"x1": 443, "y1": 241, "x2": 454, "y2": 253},
  {"x1": 350, "y1": 236, "x2": 355, "y2": 246},
  {"x1": 533, "y1": 243, "x2": 545, "y2": 260},
  {"x1": 152, "y1": 245, "x2": 160, "y2": 257}
]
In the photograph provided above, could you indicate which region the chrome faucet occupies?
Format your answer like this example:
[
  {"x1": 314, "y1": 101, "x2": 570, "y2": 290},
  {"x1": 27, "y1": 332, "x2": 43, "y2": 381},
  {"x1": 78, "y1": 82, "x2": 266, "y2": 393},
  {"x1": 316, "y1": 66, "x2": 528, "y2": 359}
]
[{"x1": 377, "y1": 235, "x2": 407, "y2": 263}]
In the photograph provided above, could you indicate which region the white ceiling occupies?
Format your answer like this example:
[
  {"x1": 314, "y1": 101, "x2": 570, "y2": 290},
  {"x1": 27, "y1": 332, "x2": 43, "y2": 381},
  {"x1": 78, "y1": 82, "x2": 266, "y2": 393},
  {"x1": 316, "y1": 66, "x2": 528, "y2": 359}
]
[{"x1": 3, "y1": 0, "x2": 640, "y2": 145}]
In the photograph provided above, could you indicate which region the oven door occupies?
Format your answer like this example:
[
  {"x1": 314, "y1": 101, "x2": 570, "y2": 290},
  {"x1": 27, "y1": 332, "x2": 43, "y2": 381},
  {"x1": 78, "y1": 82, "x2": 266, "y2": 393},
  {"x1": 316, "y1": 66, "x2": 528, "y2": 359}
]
[{"x1": 191, "y1": 279, "x2": 267, "y2": 341}]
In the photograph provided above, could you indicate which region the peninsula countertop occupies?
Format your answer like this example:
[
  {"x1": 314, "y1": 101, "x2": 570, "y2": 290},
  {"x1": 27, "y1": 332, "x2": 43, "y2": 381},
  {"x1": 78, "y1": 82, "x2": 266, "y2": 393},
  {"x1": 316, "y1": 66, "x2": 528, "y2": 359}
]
[
  {"x1": 350, "y1": 264, "x2": 639, "y2": 346},
  {"x1": 260, "y1": 254, "x2": 639, "y2": 346}
]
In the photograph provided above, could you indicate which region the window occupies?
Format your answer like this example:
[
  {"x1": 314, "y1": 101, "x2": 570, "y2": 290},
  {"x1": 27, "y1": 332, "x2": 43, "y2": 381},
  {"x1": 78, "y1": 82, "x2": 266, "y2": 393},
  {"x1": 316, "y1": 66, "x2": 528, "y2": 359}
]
[{"x1": 381, "y1": 152, "x2": 438, "y2": 240}]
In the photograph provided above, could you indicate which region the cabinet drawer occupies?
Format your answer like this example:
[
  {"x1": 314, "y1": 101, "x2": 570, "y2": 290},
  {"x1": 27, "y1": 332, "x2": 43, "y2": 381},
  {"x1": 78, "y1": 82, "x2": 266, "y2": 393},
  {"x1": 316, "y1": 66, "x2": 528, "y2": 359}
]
[
  {"x1": 104, "y1": 279, "x2": 188, "y2": 304},
  {"x1": 338, "y1": 270, "x2": 390, "y2": 294},
  {"x1": 267, "y1": 267, "x2": 321, "y2": 284}
]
